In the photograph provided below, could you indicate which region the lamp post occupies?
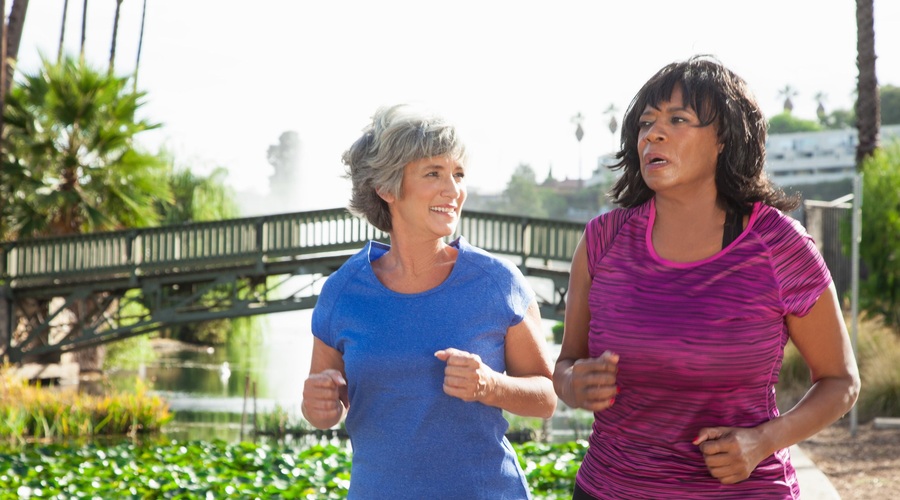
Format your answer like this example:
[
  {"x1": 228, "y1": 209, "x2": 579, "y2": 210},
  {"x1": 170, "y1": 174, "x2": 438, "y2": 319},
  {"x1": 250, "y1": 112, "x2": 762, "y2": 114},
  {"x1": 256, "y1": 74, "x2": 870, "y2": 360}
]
[{"x1": 572, "y1": 112, "x2": 585, "y2": 188}]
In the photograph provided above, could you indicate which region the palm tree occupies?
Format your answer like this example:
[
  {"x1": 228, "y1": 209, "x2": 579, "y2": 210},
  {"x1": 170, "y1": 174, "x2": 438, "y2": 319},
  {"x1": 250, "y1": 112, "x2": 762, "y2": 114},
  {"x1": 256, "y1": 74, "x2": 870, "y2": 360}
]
[
  {"x1": 109, "y1": 0, "x2": 124, "y2": 74},
  {"x1": 134, "y1": 0, "x2": 148, "y2": 93},
  {"x1": 3, "y1": 56, "x2": 171, "y2": 370},
  {"x1": 856, "y1": 0, "x2": 879, "y2": 165},
  {"x1": 778, "y1": 85, "x2": 799, "y2": 114},
  {"x1": 2, "y1": 0, "x2": 29, "y2": 97},
  {"x1": 814, "y1": 92, "x2": 828, "y2": 124},
  {"x1": 79, "y1": 0, "x2": 88, "y2": 63},
  {"x1": 3, "y1": 56, "x2": 170, "y2": 238},
  {"x1": 58, "y1": 0, "x2": 70, "y2": 62},
  {"x1": 1, "y1": 0, "x2": 30, "y2": 237}
]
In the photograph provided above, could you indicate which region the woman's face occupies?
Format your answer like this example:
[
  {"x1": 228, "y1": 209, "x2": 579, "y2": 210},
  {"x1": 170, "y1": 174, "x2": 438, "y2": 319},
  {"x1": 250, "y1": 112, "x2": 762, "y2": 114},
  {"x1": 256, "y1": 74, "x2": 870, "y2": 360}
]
[
  {"x1": 636, "y1": 85, "x2": 723, "y2": 196},
  {"x1": 384, "y1": 155, "x2": 467, "y2": 238}
]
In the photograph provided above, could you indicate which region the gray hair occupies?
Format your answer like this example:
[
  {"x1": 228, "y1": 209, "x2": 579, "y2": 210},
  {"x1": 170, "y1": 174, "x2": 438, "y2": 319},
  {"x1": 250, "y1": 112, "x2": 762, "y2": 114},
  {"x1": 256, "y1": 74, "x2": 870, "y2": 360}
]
[{"x1": 342, "y1": 104, "x2": 468, "y2": 232}]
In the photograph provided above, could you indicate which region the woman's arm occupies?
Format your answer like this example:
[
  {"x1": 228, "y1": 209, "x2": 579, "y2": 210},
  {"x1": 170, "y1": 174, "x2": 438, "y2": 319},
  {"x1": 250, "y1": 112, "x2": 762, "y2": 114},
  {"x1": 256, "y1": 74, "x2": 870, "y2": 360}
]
[
  {"x1": 695, "y1": 283, "x2": 861, "y2": 483},
  {"x1": 552, "y1": 236, "x2": 619, "y2": 412},
  {"x1": 763, "y1": 282, "x2": 860, "y2": 447},
  {"x1": 301, "y1": 338, "x2": 349, "y2": 429},
  {"x1": 436, "y1": 300, "x2": 557, "y2": 418}
]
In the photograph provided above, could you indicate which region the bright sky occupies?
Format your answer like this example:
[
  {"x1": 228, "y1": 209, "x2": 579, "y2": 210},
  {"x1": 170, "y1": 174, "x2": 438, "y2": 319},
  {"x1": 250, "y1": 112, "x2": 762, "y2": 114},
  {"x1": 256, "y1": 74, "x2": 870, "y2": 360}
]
[{"x1": 13, "y1": 0, "x2": 900, "y2": 212}]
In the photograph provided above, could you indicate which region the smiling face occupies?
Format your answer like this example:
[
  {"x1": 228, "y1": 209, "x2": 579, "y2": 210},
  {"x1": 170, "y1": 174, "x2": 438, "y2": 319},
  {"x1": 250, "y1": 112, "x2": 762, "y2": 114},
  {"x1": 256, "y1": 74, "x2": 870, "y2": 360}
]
[
  {"x1": 637, "y1": 85, "x2": 723, "y2": 197},
  {"x1": 381, "y1": 155, "x2": 467, "y2": 239}
]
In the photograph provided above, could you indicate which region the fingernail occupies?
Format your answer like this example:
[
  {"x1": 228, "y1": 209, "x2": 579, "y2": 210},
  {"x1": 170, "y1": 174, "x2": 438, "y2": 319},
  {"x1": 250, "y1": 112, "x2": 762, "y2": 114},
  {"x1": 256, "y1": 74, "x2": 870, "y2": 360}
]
[{"x1": 609, "y1": 397, "x2": 615, "y2": 406}]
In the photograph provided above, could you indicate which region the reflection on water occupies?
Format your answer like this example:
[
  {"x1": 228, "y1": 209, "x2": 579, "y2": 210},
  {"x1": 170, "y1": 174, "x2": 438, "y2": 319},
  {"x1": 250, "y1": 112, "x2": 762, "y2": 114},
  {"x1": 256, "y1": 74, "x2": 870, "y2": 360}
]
[{"x1": 108, "y1": 310, "x2": 314, "y2": 441}]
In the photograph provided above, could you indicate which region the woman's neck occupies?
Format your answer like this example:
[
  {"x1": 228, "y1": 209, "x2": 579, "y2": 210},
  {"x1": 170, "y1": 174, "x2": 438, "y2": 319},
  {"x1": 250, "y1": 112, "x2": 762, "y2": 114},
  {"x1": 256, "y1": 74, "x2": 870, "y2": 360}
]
[
  {"x1": 651, "y1": 193, "x2": 728, "y2": 262},
  {"x1": 373, "y1": 235, "x2": 458, "y2": 293}
]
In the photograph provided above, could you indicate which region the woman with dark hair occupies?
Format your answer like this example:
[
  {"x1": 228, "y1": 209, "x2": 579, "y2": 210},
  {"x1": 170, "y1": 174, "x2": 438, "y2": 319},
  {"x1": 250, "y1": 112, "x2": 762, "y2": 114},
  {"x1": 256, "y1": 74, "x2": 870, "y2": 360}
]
[
  {"x1": 302, "y1": 104, "x2": 557, "y2": 499},
  {"x1": 554, "y1": 56, "x2": 859, "y2": 498}
]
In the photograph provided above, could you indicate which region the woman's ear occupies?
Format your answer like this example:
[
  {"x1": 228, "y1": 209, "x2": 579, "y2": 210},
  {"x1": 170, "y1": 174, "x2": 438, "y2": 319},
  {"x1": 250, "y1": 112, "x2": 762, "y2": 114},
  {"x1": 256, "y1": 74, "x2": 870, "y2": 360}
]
[{"x1": 376, "y1": 187, "x2": 395, "y2": 203}]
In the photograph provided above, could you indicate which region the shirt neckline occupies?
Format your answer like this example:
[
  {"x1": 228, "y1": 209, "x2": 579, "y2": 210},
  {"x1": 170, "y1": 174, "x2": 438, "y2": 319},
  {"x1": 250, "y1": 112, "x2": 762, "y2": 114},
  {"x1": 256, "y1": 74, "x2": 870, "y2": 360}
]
[{"x1": 645, "y1": 198, "x2": 760, "y2": 268}]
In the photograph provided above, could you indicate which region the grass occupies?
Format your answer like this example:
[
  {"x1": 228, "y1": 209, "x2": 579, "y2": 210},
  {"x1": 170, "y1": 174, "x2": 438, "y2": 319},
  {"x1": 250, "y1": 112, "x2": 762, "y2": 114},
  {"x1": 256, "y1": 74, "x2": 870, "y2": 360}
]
[
  {"x1": 777, "y1": 313, "x2": 900, "y2": 421},
  {"x1": 0, "y1": 366, "x2": 173, "y2": 445}
]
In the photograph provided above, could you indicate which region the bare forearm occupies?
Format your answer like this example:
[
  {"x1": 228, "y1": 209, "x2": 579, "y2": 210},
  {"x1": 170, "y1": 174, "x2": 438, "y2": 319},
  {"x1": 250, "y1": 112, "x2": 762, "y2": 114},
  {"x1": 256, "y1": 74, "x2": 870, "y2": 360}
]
[
  {"x1": 482, "y1": 373, "x2": 557, "y2": 418},
  {"x1": 301, "y1": 401, "x2": 347, "y2": 430},
  {"x1": 759, "y1": 375, "x2": 860, "y2": 454},
  {"x1": 553, "y1": 358, "x2": 579, "y2": 408}
]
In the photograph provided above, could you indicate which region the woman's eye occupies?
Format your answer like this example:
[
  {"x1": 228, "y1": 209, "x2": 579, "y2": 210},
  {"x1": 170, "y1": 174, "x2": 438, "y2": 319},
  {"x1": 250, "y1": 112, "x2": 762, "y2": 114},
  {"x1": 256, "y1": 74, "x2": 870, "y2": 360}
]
[
  {"x1": 454, "y1": 172, "x2": 465, "y2": 179},
  {"x1": 638, "y1": 120, "x2": 652, "y2": 128}
]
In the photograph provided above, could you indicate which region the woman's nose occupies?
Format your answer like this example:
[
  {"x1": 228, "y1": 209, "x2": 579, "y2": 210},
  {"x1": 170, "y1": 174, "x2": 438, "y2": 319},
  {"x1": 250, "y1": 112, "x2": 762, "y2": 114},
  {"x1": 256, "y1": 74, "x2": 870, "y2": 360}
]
[
  {"x1": 645, "y1": 124, "x2": 666, "y2": 142},
  {"x1": 443, "y1": 178, "x2": 462, "y2": 197}
]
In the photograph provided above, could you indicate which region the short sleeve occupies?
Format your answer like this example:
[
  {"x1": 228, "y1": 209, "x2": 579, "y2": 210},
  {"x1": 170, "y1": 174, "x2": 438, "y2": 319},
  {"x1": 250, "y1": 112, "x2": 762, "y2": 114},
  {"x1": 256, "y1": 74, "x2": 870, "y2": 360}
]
[
  {"x1": 768, "y1": 216, "x2": 832, "y2": 317},
  {"x1": 507, "y1": 264, "x2": 535, "y2": 326},
  {"x1": 310, "y1": 276, "x2": 340, "y2": 350},
  {"x1": 584, "y1": 208, "x2": 632, "y2": 278}
]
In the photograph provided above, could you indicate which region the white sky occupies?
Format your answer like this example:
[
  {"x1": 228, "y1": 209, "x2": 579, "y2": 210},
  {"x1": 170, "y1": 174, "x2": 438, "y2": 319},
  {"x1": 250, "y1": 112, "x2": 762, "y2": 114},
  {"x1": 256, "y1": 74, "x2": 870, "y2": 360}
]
[{"x1": 13, "y1": 0, "x2": 900, "y2": 212}]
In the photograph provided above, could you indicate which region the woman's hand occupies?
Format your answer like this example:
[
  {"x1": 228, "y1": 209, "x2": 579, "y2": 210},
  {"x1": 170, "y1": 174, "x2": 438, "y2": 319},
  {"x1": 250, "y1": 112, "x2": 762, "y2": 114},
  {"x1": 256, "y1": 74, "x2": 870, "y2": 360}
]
[
  {"x1": 693, "y1": 426, "x2": 771, "y2": 484},
  {"x1": 301, "y1": 369, "x2": 348, "y2": 429},
  {"x1": 564, "y1": 351, "x2": 619, "y2": 412},
  {"x1": 435, "y1": 348, "x2": 497, "y2": 402}
]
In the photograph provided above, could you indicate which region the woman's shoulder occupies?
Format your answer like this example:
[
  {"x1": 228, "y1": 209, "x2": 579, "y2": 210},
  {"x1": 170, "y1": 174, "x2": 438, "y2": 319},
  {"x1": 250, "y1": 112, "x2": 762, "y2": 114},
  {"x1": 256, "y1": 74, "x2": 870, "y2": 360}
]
[
  {"x1": 456, "y1": 237, "x2": 520, "y2": 273},
  {"x1": 584, "y1": 203, "x2": 647, "y2": 243},
  {"x1": 454, "y1": 237, "x2": 529, "y2": 291},
  {"x1": 749, "y1": 203, "x2": 810, "y2": 240},
  {"x1": 322, "y1": 241, "x2": 379, "y2": 288}
]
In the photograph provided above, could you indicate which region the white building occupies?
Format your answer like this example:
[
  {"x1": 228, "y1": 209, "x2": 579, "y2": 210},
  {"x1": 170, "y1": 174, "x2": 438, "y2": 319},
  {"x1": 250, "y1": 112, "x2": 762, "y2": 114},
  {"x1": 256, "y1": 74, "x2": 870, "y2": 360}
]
[
  {"x1": 765, "y1": 124, "x2": 900, "y2": 186},
  {"x1": 582, "y1": 124, "x2": 900, "y2": 191}
]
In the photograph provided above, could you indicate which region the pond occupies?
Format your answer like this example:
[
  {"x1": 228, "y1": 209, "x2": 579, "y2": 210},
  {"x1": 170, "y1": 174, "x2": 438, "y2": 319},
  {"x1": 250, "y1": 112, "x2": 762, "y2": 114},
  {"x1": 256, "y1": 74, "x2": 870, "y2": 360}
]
[
  {"x1": 108, "y1": 310, "x2": 314, "y2": 443},
  {"x1": 105, "y1": 301, "x2": 589, "y2": 444}
]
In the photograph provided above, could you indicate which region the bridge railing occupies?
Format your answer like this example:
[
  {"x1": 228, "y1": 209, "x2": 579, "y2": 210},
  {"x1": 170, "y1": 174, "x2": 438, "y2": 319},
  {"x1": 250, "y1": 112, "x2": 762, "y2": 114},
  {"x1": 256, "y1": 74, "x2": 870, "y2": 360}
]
[{"x1": 1, "y1": 208, "x2": 586, "y2": 288}]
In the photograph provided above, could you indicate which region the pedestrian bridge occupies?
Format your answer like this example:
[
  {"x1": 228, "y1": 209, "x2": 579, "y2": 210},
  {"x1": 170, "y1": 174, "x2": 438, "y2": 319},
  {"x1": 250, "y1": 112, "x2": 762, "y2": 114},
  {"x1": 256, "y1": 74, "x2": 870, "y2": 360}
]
[{"x1": 1, "y1": 208, "x2": 584, "y2": 363}]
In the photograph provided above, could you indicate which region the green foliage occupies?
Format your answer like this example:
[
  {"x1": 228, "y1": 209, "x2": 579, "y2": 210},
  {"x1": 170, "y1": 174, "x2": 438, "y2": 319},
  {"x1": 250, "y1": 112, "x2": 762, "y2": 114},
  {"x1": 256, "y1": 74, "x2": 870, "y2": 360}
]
[
  {"x1": 0, "y1": 440, "x2": 353, "y2": 499},
  {"x1": 158, "y1": 161, "x2": 240, "y2": 224},
  {"x1": 515, "y1": 440, "x2": 587, "y2": 498},
  {"x1": 0, "y1": 437, "x2": 587, "y2": 499},
  {"x1": 857, "y1": 141, "x2": 900, "y2": 328},
  {"x1": 0, "y1": 368, "x2": 172, "y2": 443},
  {"x1": 104, "y1": 335, "x2": 157, "y2": 371},
  {"x1": 1, "y1": 55, "x2": 171, "y2": 239},
  {"x1": 881, "y1": 85, "x2": 900, "y2": 125},
  {"x1": 552, "y1": 322, "x2": 565, "y2": 344},
  {"x1": 820, "y1": 108, "x2": 856, "y2": 130},
  {"x1": 768, "y1": 112, "x2": 823, "y2": 134},
  {"x1": 506, "y1": 164, "x2": 550, "y2": 218}
]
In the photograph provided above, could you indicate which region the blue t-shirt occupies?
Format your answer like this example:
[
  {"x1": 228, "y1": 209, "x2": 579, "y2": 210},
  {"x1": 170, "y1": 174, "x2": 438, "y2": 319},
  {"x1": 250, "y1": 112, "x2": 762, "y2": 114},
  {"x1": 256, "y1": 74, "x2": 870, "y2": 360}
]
[{"x1": 312, "y1": 237, "x2": 534, "y2": 499}]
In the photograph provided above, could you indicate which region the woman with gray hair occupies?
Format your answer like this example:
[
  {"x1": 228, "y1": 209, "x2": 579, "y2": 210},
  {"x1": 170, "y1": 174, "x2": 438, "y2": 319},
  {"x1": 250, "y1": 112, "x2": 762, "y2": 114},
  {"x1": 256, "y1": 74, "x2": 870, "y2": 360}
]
[{"x1": 302, "y1": 104, "x2": 557, "y2": 499}]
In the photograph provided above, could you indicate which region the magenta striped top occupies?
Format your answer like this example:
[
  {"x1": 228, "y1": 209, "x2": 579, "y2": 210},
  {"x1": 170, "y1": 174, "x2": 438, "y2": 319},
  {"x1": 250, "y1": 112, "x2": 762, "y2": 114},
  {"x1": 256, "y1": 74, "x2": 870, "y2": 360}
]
[{"x1": 577, "y1": 198, "x2": 831, "y2": 499}]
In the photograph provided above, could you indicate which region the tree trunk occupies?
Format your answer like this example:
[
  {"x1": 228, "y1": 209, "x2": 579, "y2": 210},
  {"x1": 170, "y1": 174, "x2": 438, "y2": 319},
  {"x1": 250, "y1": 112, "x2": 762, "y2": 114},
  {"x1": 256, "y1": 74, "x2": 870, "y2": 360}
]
[
  {"x1": 79, "y1": 0, "x2": 88, "y2": 62},
  {"x1": 2, "y1": 0, "x2": 28, "y2": 97},
  {"x1": 856, "y1": 0, "x2": 880, "y2": 166},
  {"x1": 133, "y1": 0, "x2": 147, "y2": 93},
  {"x1": 1, "y1": 0, "x2": 7, "y2": 160},
  {"x1": 58, "y1": 0, "x2": 70, "y2": 62},
  {"x1": 109, "y1": 0, "x2": 123, "y2": 74}
]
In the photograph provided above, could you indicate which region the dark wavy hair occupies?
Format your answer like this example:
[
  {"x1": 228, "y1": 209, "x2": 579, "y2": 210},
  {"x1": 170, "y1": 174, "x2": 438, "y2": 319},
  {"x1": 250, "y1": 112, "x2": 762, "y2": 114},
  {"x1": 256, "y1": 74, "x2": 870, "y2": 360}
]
[{"x1": 609, "y1": 55, "x2": 798, "y2": 214}]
